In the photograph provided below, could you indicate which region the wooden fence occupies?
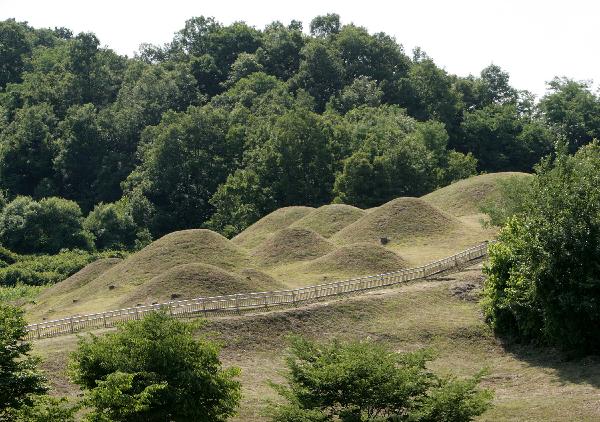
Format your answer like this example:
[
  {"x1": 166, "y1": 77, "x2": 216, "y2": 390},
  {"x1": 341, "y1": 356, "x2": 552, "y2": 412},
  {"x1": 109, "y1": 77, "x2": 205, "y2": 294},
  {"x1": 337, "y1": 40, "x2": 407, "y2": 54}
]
[{"x1": 24, "y1": 242, "x2": 489, "y2": 340}]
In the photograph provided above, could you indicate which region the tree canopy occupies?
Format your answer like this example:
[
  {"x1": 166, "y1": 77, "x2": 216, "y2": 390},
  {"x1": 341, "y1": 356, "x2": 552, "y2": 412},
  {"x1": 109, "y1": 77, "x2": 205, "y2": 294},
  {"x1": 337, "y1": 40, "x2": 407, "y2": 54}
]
[{"x1": 0, "y1": 15, "x2": 584, "y2": 253}]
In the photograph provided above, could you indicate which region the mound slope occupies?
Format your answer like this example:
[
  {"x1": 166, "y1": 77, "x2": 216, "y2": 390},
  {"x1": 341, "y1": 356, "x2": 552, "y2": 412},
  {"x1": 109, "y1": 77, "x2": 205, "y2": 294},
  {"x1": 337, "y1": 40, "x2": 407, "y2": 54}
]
[
  {"x1": 120, "y1": 263, "x2": 285, "y2": 307},
  {"x1": 422, "y1": 172, "x2": 531, "y2": 217},
  {"x1": 35, "y1": 258, "x2": 122, "y2": 302},
  {"x1": 290, "y1": 204, "x2": 365, "y2": 238},
  {"x1": 251, "y1": 227, "x2": 335, "y2": 266},
  {"x1": 303, "y1": 243, "x2": 407, "y2": 276},
  {"x1": 331, "y1": 197, "x2": 461, "y2": 245}
]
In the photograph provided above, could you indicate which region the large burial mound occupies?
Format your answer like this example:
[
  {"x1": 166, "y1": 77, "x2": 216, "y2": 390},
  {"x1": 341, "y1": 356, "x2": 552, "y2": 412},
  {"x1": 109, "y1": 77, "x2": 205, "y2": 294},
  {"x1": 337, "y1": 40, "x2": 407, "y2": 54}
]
[
  {"x1": 422, "y1": 172, "x2": 531, "y2": 217},
  {"x1": 332, "y1": 197, "x2": 462, "y2": 245},
  {"x1": 290, "y1": 204, "x2": 366, "y2": 238},
  {"x1": 119, "y1": 263, "x2": 284, "y2": 307},
  {"x1": 233, "y1": 206, "x2": 314, "y2": 250},
  {"x1": 303, "y1": 242, "x2": 408, "y2": 276},
  {"x1": 251, "y1": 227, "x2": 335, "y2": 266},
  {"x1": 28, "y1": 229, "x2": 253, "y2": 319}
]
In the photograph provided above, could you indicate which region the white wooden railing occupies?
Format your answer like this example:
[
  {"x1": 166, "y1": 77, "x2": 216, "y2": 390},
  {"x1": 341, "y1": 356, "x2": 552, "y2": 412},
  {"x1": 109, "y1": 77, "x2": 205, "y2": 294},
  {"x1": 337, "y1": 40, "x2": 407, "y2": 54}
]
[{"x1": 25, "y1": 242, "x2": 489, "y2": 340}]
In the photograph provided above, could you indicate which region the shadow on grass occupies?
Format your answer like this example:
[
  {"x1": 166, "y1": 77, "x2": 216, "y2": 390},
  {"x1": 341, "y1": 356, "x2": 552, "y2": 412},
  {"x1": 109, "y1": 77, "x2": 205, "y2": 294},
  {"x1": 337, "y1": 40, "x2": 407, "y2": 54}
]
[{"x1": 500, "y1": 340, "x2": 600, "y2": 388}]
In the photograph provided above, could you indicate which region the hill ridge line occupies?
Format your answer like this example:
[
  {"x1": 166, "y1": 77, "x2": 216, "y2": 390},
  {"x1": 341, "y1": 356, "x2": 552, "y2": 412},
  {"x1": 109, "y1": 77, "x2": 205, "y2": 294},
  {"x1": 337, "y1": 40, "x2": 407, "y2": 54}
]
[{"x1": 25, "y1": 242, "x2": 490, "y2": 340}]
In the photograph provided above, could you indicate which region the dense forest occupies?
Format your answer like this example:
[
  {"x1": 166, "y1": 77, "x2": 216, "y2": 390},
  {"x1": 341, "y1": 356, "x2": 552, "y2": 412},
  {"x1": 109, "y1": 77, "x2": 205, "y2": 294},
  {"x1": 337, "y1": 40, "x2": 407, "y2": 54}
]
[{"x1": 1, "y1": 13, "x2": 599, "y2": 254}]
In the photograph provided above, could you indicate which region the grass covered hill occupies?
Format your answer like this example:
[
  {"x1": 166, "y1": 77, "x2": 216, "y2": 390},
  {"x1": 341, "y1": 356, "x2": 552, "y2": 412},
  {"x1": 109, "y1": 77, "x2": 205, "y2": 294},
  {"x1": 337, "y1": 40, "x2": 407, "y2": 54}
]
[{"x1": 25, "y1": 172, "x2": 523, "y2": 321}]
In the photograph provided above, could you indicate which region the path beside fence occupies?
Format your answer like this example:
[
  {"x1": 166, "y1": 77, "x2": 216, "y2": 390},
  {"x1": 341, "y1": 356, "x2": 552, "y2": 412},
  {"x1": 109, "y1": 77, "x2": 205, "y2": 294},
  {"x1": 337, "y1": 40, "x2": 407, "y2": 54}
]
[{"x1": 25, "y1": 242, "x2": 490, "y2": 340}]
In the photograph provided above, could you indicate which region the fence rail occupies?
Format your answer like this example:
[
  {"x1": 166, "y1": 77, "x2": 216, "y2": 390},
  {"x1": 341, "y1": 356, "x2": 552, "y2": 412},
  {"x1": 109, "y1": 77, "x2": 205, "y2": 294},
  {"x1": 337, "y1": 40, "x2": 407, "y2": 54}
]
[{"x1": 25, "y1": 242, "x2": 490, "y2": 340}]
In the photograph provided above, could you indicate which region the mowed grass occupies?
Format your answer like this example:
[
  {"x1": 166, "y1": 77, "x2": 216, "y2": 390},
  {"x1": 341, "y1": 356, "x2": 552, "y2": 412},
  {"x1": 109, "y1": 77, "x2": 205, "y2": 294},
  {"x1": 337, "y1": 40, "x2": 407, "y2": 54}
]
[{"x1": 32, "y1": 264, "x2": 600, "y2": 421}]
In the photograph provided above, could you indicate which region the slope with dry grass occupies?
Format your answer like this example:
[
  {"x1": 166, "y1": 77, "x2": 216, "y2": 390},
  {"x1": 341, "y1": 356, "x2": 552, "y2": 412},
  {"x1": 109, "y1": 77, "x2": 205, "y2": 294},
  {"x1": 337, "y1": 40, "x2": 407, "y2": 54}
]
[
  {"x1": 422, "y1": 172, "x2": 531, "y2": 217},
  {"x1": 251, "y1": 227, "x2": 335, "y2": 266},
  {"x1": 33, "y1": 264, "x2": 600, "y2": 421}
]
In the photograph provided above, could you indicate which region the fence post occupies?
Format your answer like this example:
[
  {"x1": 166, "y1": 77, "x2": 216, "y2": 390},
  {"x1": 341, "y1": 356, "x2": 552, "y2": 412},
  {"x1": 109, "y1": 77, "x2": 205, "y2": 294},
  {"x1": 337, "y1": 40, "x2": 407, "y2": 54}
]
[
  {"x1": 36, "y1": 324, "x2": 40, "y2": 339},
  {"x1": 103, "y1": 313, "x2": 107, "y2": 328},
  {"x1": 69, "y1": 317, "x2": 74, "y2": 333},
  {"x1": 235, "y1": 295, "x2": 240, "y2": 314},
  {"x1": 135, "y1": 307, "x2": 139, "y2": 320},
  {"x1": 202, "y1": 299, "x2": 207, "y2": 317},
  {"x1": 292, "y1": 291, "x2": 297, "y2": 306}
]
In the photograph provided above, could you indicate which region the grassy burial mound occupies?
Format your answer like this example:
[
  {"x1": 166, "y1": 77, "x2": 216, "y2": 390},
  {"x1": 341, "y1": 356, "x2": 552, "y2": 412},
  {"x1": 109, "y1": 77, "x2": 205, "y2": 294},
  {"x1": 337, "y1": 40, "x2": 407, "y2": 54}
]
[
  {"x1": 422, "y1": 172, "x2": 531, "y2": 217},
  {"x1": 251, "y1": 227, "x2": 335, "y2": 266},
  {"x1": 290, "y1": 204, "x2": 366, "y2": 238},
  {"x1": 302, "y1": 243, "x2": 408, "y2": 276},
  {"x1": 27, "y1": 229, "x2": 253, "y2": 319},
  {"x1": 331, "y1": 197, "x2": 463, "y2": 245},
  {"x1": 233, "y1": 206, "x2": 315, "y2": 250},
  {"x1": 119, "y1": 263, "x2": 285, "y2": 307}
]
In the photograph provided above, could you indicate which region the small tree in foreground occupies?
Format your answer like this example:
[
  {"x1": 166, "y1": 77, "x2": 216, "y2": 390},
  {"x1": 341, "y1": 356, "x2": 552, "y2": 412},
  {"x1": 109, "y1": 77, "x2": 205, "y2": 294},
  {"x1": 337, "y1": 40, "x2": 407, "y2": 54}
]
[
  {"x1": 268, "y1": 337, "x2": 492, "y2": 422},
  {"x1": 69, "y1": 312, "x2": 241, "y2": 421},
  {"x1": 0, "y1": 304, "x2": 47, "y2": 420}
]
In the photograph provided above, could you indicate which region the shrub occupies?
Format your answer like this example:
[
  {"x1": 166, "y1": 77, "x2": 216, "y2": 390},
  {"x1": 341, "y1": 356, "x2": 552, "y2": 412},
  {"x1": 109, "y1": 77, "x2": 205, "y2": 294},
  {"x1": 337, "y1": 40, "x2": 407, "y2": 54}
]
[
  {"x1": 0, "y1": 196, "x2": 93, "y2": 254},
  {"x1": 0, "y1": 249, "x2": 126, "y2": 287},
  {"x1": 69, "y1": 312, "x2": 241, "y2": 421},
  {"x1": 268, "y1": 337, "x2": 492, "y2": 421},
  {"x1": 483, "y1": 141, "x2": 600, "y2": 352}
]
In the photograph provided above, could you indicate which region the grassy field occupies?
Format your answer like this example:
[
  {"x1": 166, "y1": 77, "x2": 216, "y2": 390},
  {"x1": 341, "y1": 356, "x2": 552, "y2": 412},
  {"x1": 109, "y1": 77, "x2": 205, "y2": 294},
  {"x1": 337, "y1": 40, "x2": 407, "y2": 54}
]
[
  {"x1": 32, "y1": 263, "x2": 600, "y2": 421},
  {"x1": 22, "y1": 172, "x2": 600, "y2": 421}
]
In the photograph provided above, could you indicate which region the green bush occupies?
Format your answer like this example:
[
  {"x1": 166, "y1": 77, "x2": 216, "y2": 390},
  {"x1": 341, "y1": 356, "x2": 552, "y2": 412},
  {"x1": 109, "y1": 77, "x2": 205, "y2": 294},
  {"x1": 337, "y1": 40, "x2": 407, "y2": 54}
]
[
  {"x1": 0, "y1": 249, "x2": 126, "y2": 287},
  {"x1": 268, "y1": 337, "x2": 492, "y2": 421},
  {"x1": 69, "y1": 312, "x2": 241, "y2": 421},
  {"x1": 0, "y1": 196, "x2": 93, "y2": 254},
  {"x1": 483, "y1": 141, "x2": 600, "y2": 352}
]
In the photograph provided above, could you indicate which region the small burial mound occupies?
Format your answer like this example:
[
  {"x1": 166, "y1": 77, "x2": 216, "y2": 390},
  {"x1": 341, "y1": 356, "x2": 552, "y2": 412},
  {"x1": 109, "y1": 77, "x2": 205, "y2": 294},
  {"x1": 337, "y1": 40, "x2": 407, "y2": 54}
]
[
  {"x1": 119, "y1": 263, "x2": 285, "y2": 307},
  {"x1": 303, "y1": 243, "x2": 408, "y2": 276},
  {"x1": 233, "y1": 206, "x2": 315, "y2": 250},
  {"x1": 331, "y1": 197, "x2": 461, "y2": 245},
  {"x1": 422, "y1": 172, "x2": 531, "y2": 217},
  {"x1": 290, "y1": 204, "x2": 366, "y2": 238},
  {"x1": 251, "y1": 227, "x2": 335, "y2": 266}
]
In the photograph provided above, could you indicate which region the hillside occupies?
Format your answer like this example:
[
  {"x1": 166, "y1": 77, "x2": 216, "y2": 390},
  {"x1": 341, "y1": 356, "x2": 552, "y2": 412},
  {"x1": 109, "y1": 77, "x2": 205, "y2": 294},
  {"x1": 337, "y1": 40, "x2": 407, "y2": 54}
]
[
  {"x1": 33, "y1": 263, "x2": 600, "y2": 421},
  {"x1": 26, "y1": 174, "x2": 502, "y2": 321},
  {"x1": 422, "y1": 172, "x2": 532, "y2": 217}
]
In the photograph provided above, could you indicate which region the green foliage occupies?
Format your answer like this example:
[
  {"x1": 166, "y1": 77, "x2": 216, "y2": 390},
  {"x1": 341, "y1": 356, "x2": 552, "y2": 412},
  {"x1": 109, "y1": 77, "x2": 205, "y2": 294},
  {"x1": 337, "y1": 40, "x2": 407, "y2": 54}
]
[
  {"x1": 0, "y1": 283, "x2": 43, "y2": 303},
  {"x1": 539, "y1": 77, "x2": 600, "y2": 151},
  {"x1": 480, "y1": 175, "x2": 534, "y2": 226},
  {"x1": 0, "y1": 196, "x2": 92, "y2": 254},
  {"x1": 268, "y1": 337, "x2": 492, "y2": 421},
  {"x1": 69, "y1": 312, "x2": 241, "y2": 421},
  {"x1": 0, "y1": 16, "x2": 584, "y2": 252},
  {"x1": 84, "y1": 201, "x2": 148, "y2": 251},
  {"x1": 125, "y1": 104, "x2": 240, "y2": 236},
  {"x1": 0, "y1": 249, "x2": 125, "y2": 287},
  {"x1": 0, "y1": 304, "x2": 47, "y2": 419},
  {"x1": 483, "y1": 142, "x2": 600, "y2": 352},
  {"x1": 12, "y1": 396, "x2": 77, "y2": 422}
]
